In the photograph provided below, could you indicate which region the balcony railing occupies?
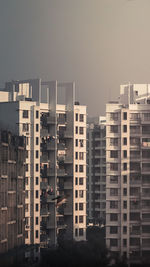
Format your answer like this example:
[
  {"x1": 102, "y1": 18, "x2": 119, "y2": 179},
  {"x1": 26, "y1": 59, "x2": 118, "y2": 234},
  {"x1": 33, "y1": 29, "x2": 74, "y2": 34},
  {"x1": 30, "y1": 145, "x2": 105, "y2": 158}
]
[
  {"x1": 47, "y1": 116, "x2": 56, "y2": 124},
  {"x1": 57, "y1": 169, "x2": 66, "y2": 177},
  {"x1": 47, "y1": 141, "x2": 56, "y2": 150},
  {"x1": 40, "y1": 182, "x2": 48, "y2": 190},
  {"x1": 57, "y1": 143, "x2": 66, "y2": 150}
]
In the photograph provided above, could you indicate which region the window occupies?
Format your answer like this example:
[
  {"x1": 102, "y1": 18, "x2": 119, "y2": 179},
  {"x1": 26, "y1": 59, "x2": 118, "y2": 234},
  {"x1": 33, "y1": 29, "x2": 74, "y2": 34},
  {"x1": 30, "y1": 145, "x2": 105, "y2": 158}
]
[
  {"x1": 25, "y1": 190, "x2": 29, "y2": 198},
  {"x1": 123, "y1": 175, "x2": 127, "y2": 183},
  {"x1": 123, "y1": 125, "x2": 127, "y2": 132},
  {"x1": 23, "y1": 123, "x2": 29, "y2": 132},
  {"x1": 75, "y1": 203, "x2": 78, "y2": 210},
  {"x1": 110, "y1": 125, "x2": 118, "y2": 133},
  {"x1": 26, "y1": 164, "x2": 29, "y2": 172},
  {"x1": 25, "y1": 177, "x2": 28, "y2": 185},
  {"x1": 110, "y1": 226, "x2": 118, "y2": 234},
  {"x1": 79, "y1": 127, "x2": 84, "y2": 135},
  {"x1": 110, "y1": 151, "x2": 118, "y2": 158},
  {"x1": 110, "y1": 201, "x2": 118, "y2": 209},
  {"x1": 123, "y1": 150, "x2": 127, "y2": 158},
  {"x1": 79, "y1": 228, "x2": 83, "y2": 236},
  {"x1": 36, "y1": 111, "x2": 39, "y2": 119},
  {"x1": 26, "y1": 150, "x2": 28, "y2": 159},
  {"x1": 123, "y1": 188, "x2": 127, "y2": 196},
  {"x1": 110, "y1": 163, "x2": 118, "y2": 171},
  {"x1": 36, "y1": 177, "x2": 39, "y2": 185},
  {"x1": 36, "y1": 217, "x2": 38, "y2": 225},
  {"x1": 75, "y1": 165, "x2": 78, "y2": 172},
  {"x1": 123, "y1": 239, "x2": 127, "y2": 247},
  {"x1": 25, "y1": 204, "x2": 29, "y2": 212},
  {"x1": 75, "y1": 177, "x2": 78, "y2": 185},
  {"x1": 110, "y1": 138, "x2": 118, "y2": 146},
  {"x1": 23, "y1": 110, "x2": 29, "y2": 118},
  {"x1": 123, "y1": 112, "x2": 127, "y2": 120},
  {"x1": 79, "y1": 152, "x2": 84, "y2": 160},
  {"x1": 36, "y1": 137, "x2": 39, "y2": 145},
  {"x1": 110, "y1": 213, "x2": 118, "y2": 221},
  {"x1": 36, "y1": 190, "x2": 38, "y2": 198},
  {"x1": 75, "y1": 229, "x2": 78, "y2": 237},
  {"x1": 79, "y1": 165, "x2": 84, "y2": 172},
  {"x1": 76, "y1": 139, "x2": 78, "y2": 147},
  {"x1": 75, "y1": 126, "x2": 78, "y2": 134},
  {"x1": 25, "y1": 231, "x2": 28, "y2": 239},
  {"x1": 110, "y1": 113, "x2": 118, "y2": 121},
  {"x1": 36, "y1": 230, "x2": 38, "y2": 238},
  {"x1": 36, "y1": 150, "x2": 39, "y2": 158},
  {"x1": 36, "y1": 164, "x2": 39, "y2": 172},
  {"x1": 123, "y1": 138, "x2": 127, "y2": 145},
  {"x1": 80, "y1": 114, "x2": 84, "y2": 122},
  {"x1": 110, "y1": 239, "x2": 118, "y2": 247},
  {"x1": 123, "y1": 226, "x2": 127, "y2": 234},
  {"x1": 123, "y1": 213, "x2": 127, "y2": 221},
  {"x1": 75, "y1": 216, "x2": 78, "y2": 223},
  {"x1": 26, "y1": 137, "x2": 29, "y2": 146},
  {"x1": 79, "y1": 177, "x2": 84, "y2": 185},
  {"x1": 79, "y1": 190, "x2": 84, "y2": 198},
  {"x1": 36, "y1": 204, "x2": 39, "y2": 212},
  {"x1": 110, "y1": 188, "x2": 118, "y2": 196},
  {"x1": 75, "y1": 152, "x2": 78, "y2": 160},
  {"x1": 79, "y1": 216, "x2": 83, "y2": 223},
  {"x1": 79, "y1": 203, "x2": 83, "y2": 210},
  {"x1": 79, "y1": 139, "x2": 84, "y2": 147},
  {"x1": 36, "y1": 124, "x2": 39, "y2": 132},
  {"x1": 123, "y1": 163, "x2": 127, "y2": 171},
  {"x1": 110, "y1": 176, "x2": 118, "y2": 184},
  {"x1": 75, "y1": 190, "x2": 78, "y2": 198},
  {"x1": 76, "y1": 113, "x2": 78, "y2": 121},
  {"x1": 123, "y1": 201, "x2": 127, "y2": 209}
]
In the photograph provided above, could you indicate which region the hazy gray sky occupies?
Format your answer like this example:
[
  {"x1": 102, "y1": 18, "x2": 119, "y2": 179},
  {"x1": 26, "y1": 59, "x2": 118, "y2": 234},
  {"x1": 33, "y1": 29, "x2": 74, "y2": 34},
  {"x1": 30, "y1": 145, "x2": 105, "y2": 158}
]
[{"x1": 0, "y1": 0, "x2": 150, "y2": 115}]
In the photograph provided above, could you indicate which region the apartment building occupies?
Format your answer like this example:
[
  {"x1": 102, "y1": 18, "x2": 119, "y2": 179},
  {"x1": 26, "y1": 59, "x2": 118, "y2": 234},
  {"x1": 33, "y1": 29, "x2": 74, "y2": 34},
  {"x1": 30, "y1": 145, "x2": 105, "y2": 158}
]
[
  {"x1": 87, "y1": 117, "x2": 106, "y2": 226},
  {"x1": 0, "y1": 130, "x2": 25, "y2": 254},
  {"x1": 0, "y1": 79, "x2": 86, "y2": 248},
  {"x1": 106, "y1": 84, "x2": 150, "y2": 264}
]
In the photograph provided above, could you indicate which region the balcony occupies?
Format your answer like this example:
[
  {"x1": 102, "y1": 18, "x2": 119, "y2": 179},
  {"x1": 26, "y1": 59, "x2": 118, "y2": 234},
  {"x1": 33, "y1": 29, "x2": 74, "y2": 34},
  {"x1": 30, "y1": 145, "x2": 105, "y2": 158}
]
[
  {"x1": 57, "y1": 143, "x2": 66, "y2": 150},
  {"x1": 57, "y1": 169, "x2": 66, "y2": 177},
  {"x1": 40, "y1": 128, "x2": 49, "y2": 137},
  {"x1": 41, "y1": 208, "x2": 50, "y2": 216},
  {"x1": 40, "y1": 182, "x2": 48, "y2": 190},
  {"x1": 47, "y1": 167, "x2": 56, "y2": 177},
  {"x1": 64, "y1": 130, "x2": 73, "y2": 139},
  {"x1": 47, "y1": 141, "x2": 56, "y2": 150},
  {"x1": 47, "y1": 220, "x2": 55, "y2": 229},
  {"x1": 64, "y1": 182, "x2": 72, "y2": 190},
  {"x1": 57, "y1": 220, "x2": 67, "y2": 229},
  {"x1": 41, "y1": 154, "x2": 48, "y2": 162},
  {"x1": 47, "y1": 116, "x2": 56, "y2": 124},
  {"x1": 57, "y1": 117, "x2": 66, "y2": 125},
  {"x1": 64, "y1": 206, "x2": 72, "y2": 215},
  {"x1": 64, "y1": 156, "x2": 73, "y2": 164}
]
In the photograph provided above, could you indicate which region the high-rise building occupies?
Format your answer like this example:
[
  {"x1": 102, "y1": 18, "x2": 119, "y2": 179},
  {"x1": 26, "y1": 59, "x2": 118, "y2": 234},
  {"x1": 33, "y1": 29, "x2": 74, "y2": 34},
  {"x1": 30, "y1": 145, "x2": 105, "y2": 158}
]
[
  {"x1": 0, "y1": 79, "x2": 87, "y2": 248},
  {"x1": 0, "y1": 130, "x2": 25, "y2": 254},
  {"x1": 106, "y1": 84, "x2": 150, "y2": 264},
  {"x1": 87, "y1": 116, "x2": 106, "y2": 225}
]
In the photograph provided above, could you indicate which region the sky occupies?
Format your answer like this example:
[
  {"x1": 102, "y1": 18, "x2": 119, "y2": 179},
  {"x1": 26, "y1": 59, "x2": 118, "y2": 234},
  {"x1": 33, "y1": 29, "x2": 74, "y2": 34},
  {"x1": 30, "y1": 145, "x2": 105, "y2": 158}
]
[{"x1": 0, "y1": 0, "x2": 150, "y2": 116}]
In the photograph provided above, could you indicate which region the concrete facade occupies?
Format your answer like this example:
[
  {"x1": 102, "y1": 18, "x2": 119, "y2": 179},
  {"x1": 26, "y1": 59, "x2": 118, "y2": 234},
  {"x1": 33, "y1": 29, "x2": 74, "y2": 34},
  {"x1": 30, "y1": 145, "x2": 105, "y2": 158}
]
[
  {"x1": 0, "y1": 79, "x2": 87, "y2": 248},
  {"x1": 106, "y1": 84, "x2": 150, "y2": 264},
  {"x1": 0, "y1": 131, "x2": 25, "y2": 254},
  {"x1": 87, "y1": 117, "x2": 106, "y2": 225}
]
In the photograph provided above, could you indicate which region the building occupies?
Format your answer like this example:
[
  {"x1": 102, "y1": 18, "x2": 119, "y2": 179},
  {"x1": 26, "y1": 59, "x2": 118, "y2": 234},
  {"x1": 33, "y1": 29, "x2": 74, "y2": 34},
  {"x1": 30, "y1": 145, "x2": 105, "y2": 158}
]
[
  {"x1": 87, "y1": 116, "x2": 106, "y2": 226},
  {"x1": 106, "y1": 84, "x2": 150, "y2": 264},
  {"x1": 0, "y1": 79, "x2": 87, "y2": 248},
  {"x1": 0, "y1": 130, "x2": 25, "y2": 254}
]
